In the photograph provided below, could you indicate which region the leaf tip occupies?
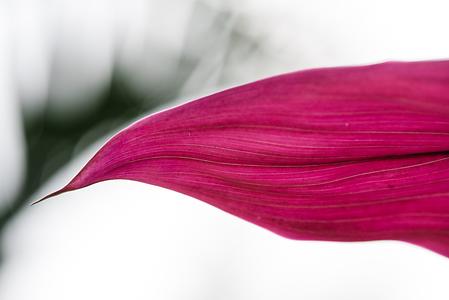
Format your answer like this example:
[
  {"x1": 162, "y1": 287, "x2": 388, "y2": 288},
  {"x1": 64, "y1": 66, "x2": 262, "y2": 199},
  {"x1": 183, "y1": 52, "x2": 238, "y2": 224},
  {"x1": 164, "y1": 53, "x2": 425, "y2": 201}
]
[{"x1": 31, "y1": 186, "x2": 71, "y2": 206}]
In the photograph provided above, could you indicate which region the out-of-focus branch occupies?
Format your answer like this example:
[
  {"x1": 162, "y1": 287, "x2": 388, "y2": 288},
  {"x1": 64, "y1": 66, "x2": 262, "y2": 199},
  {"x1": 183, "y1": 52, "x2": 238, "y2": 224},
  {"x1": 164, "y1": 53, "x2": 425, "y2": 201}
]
[{"x1": 0, "y1": 74, "x2": 161, "y2": 263}]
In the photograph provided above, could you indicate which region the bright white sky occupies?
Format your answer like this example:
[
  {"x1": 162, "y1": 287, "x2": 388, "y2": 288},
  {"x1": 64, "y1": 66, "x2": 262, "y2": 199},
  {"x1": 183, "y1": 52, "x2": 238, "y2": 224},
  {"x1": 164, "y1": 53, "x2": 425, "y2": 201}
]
[{"x1": 0, "y1": 0, "x2": 449, "y2": 299}]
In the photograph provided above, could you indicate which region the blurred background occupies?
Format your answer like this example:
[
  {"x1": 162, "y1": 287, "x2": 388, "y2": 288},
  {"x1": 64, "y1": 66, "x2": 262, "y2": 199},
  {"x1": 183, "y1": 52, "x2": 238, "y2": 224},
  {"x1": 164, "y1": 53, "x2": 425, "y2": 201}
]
[{"x1": 0, "y1": 0, "x2": 449, "y2": 299}]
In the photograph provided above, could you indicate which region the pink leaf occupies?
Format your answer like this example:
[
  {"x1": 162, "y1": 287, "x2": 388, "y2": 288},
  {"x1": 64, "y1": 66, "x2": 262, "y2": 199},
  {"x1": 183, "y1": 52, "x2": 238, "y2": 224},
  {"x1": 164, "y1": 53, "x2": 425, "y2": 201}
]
[{"x1": 39, "y1": 60, "x2": 449, "y2": 257}]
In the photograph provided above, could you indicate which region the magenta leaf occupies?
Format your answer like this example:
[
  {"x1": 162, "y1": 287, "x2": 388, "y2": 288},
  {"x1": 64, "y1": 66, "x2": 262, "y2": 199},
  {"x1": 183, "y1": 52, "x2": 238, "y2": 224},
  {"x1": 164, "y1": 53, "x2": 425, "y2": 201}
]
[{"x1": 39, "y1": 60, "x2": 449, "y2": 257}]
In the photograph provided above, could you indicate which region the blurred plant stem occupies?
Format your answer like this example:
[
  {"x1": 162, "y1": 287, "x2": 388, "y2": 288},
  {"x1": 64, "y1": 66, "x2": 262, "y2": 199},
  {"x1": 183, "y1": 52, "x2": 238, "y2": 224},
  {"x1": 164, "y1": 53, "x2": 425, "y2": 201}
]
[{"x1": 0, "y1": 73, "x2": 164, "y2": 264}]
